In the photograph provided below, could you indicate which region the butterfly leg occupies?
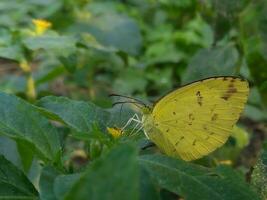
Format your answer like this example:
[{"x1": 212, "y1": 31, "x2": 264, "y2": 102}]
[
  {"x1": 121, "y1": 113, "x2": 141, "y2": 131},
  {"x1": 130, "y1": 123, "x2": 144, "y2": 136},
  {"x1": 129, "y1": 118, "x2": 143, "y2": 135},
  {"x1": 130, "y1": 115, "x2": 151, "y2": 138}
]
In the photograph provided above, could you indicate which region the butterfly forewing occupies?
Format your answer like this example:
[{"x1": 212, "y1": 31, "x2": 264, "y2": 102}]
[{"x1": 148, "y1": 77, "x2": 249, "y2": 161}]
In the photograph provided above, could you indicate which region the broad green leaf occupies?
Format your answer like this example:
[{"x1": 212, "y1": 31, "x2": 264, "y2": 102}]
[
  {"x1": 0, "y1": 155, "x2": 38, "y2": 199},
  {"x1": 140, "y1": 166, "x2": 160, "y2": 200},
  {"x1": 64, "y1": 144, "x2": 139, "y2": 200},
  {"x1": 0, "y1": 136, "x2": 22, "y2": 168},
  {"x1": 0, "y1": 45, "x2": 23, "y2": 61},
  {"x1": 54, "y1": 174, "x2": 81, "y2": 200},
  {"x1": 139, "y1": 154, "x2": 260, "y2": 200},
  {"x1": 0, "y1": 92, "x2": 61, "y2": 162},
  {"x1": 38, "y1": 96, "x2": 110, "y2": 133},
  {"x1": 39, "y1": 166, "x2": 61, "y2": 200},
  {"x1": 23, "y1": 35, "x2": 76, "y2": 56},
  {"x1": 182, "y1": 44, "x2": 239, "y2": 84},
  {"x1": 251, "y1": 141, "x2": 267, "y2": 199},
  {"x1": 76, "y1": 12, "x2": 142, "y2": 55},
  {"x1": 79, "y1": 32, "x2": 117, "y2": 52},
  {"x1": 17, "y1": 140, "x2": 34, "y2": 173}
]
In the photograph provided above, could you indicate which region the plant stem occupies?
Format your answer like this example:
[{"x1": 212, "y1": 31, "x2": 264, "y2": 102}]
[{"x1": 19, "y1": 60, "x2": 36, "y2": 100}]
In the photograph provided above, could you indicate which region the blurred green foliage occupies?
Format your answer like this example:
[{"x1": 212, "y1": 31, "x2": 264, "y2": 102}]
[{"x1": 0, "y1": 0, "x2": 267, "y2": 199}]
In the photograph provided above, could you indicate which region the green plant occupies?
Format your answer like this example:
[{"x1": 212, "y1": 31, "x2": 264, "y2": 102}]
[{"x1": 0, "y1": 0, "x2": 266, "y2": 199}]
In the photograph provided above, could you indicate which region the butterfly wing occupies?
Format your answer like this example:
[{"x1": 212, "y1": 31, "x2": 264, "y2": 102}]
[{"x1": 147, "y1": 77, "x2": 249, "y2": 161}]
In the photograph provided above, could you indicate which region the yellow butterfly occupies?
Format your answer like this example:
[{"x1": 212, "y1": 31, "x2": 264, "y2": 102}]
[{"x1": 111, "y1": 76, "x2": 249, "y2": 161}]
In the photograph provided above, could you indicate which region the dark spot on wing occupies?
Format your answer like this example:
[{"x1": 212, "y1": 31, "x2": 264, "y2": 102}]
[
  {"x1": 221, "y1": 83, "x2": 238, "y2": 100},
  {"x1": 188, "y1": 113, "x2": 194, "y2": 126},
  {"x1": 211, "y1": 113, "x2": 218, "y2": 121},
  {"x1": 173, "y1": 111, "x2": 176, "y2": 115},
  {"x1": 175, "y1": 136, "x2": 185, "y2": 146},
  {"x1": 189, "y1": 113, "x2": 195, "y2": 120},
  {"x1": 166, "y1": 129, "x2": 169, "y2": 132},
  {"x1": 196, "y1": 91, "x2": 203, "y2": 106},
  {"x1": 193, "y1": 139, "x2": 197, "y2": 146},
  {"x1": 203, "y1": 125, "x2": 208, "y2": 131},
  {"x1": 210, "y1": 132, "x2": 215, "y2": 135}
]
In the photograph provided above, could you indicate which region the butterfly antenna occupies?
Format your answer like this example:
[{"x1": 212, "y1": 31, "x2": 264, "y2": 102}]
[
  {"x1": 112, "y1": 101, "x2": 143, "y2": 109},
  {"x1": 109, "y1": 94, "x2": 146, "y2": 107},
  {"x1": 119, "y1": 103, "x2": 124, "y2": 123}
]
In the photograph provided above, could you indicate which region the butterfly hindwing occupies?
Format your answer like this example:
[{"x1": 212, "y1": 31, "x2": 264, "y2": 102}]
[{"x1": 147, "y1": 77, "x2": 249, "y2": 161}]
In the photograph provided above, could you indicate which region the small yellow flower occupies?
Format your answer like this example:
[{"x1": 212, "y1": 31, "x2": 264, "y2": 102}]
[
  {"x1": 107, "y1": 127, "x2": 123, "y2": 138},
  {"x1": 32, "y1": 19, "x2": 52, "y2": 35}
]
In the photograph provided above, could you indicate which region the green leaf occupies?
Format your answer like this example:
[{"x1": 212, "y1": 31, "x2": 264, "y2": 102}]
[
  {"x1": 17, "y1": 140, "x2": 34, "y2": 173},
  {"x1": 59, "y1": 53, "x2": 77, "y2": 73},
  {"x1": 139, "y1": 166, "x2": 160, "y2": 200},
  {"x1": 0, "y1": 155, "x2": 38, "y2": 199},
  {"x1": 139, "y1": 154, "x2": 260, "y2": 200},
  {"x1": 23, "y1": 35, "x2": 76, "y2": 56},
  {"x1": 54, "y1": 174, "x2": 81, "y2": 200},
  {"x1": 38, "y1": 96, "x2": 110, "y2": 133},
  {"x1": 64, "y1": 144, "x2": 139, "y2": 200},
  {"x1": 36, "y1": 66, "x2": 66, "y2": 86},
  {"x1": 39, "y1": 166, "x2": 61, "y2": 200},
  {"x1": 0, "y1": 92, "x2": 61, "y2": 162},
  {"x1": 0, "y1": 136, "x2": 22, "y2": 168},
  {"x1": 76, "y1": 13, "x2": 142, "y2": 55},
  {"x1": 0, "y1": 45, "x2": 23, "y2": 61},
  {"x1": 182, "y1": 44, "x2": 239, "y2": 84}
]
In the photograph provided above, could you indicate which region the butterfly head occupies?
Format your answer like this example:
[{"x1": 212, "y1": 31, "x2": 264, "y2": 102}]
[{"x1": 141, "y1": 105, "x2": 152, "y2": 114}]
